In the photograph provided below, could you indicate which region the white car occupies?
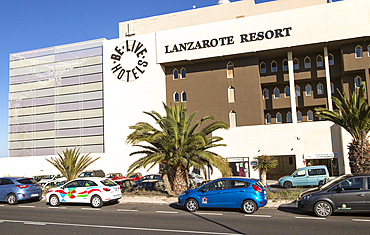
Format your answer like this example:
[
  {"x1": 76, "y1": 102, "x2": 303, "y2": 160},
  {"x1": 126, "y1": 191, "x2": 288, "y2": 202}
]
[{"x1": 46, "y1": 177, "x2": 121, "y2": 208}]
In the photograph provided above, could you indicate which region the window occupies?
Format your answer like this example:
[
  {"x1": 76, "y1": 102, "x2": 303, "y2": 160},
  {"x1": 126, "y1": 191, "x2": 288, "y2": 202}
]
[
  {"x1": 287, "y1": 112, "x2": 292, "y2": 123},
  {"x1": 274, "y1": 87, "x2": 280, "y2": 98},
  {"x1": 316, "y1": 55, "x2": 323, "y2": 67},
  {"x1": 368, "y1": 45, "x2": 370, "y2": 57},
  {"x1": 228, "y1": 87, "x2": 235, "y2": 103},
  {"x1": 181, "y1": 91, "x2": 187, "y2": 102},
  {"x1": 331, "y1": 83, "x2": 334, "y2": 94},
  {"x1": 304, "y1": 56, "x2": 311, "y2": 68},
  {"x1": 65, "y1": 180, "x2": 85, "y2": 188},
  {"x1": 307, "y1": 110, "x2": 313, "y2": 121},
  {"x1": 282, "y1": 59, "x2": 288, "y2": 71},
  {"x1": 339, "y1": 177, "x2": 364, "y2": 191},
  {"x1": 276, "y1": 113, "x2": 282, "y2": 123},
  {"x1": 295, "y1": 169, "x2": 306, "y2": 177},
  {"x1": 85, "y1": 180, "x2": 98, "y2": 187},
  {"x1": 204, "y1": 180, "x2": 226, "y2": 191},
  {"x1": 180, "y1": 68, "x2": 186, "y2": 79},
  {"x1": 305, "y1": 84, "x2": 312, "y2": 96},
  {"x1": 328, "y1": 53, "x2": 334, "y2": 65},
  {"x1": 317, "y1": 83, "x2": 324, "y2": 95},
  {"x1": 228, "y1": 180, "x2": 250, "y2": 188},
  {"x1": 229, "y1": 111, "x2": 236, "y2": 127},
  {"x1": 295, "y1": 86, "x2": 301, "y2": 97},
  {"x1": 284, "y1": 86, "x2": 290, "y2": 97},
  {"x1": 293, "y1": 58, "x2": 299, "y2": 70},
  {"x1": 266, "y1": 113, "x2": 271, "y2": 124},
  {"x1": 308, "y1": 169, "x2": 327, "y2": 176},
  {"x1": 173, "y1": 92, "x2": 179, "y2": 102},
  {"x1": 263, "y1": 88, "x2": 269, "y2": 99},
  {"x1": 355, "y1": 76, "x2": 361, "y2": 88},
  {"x1": 227, "y1": 62, "x2": 234, "y2": 78},
  {"x1": 355, "y1": 45, "x2": 363, "y2": 58},
  {"x1": 260, "y1": 62, "x2": 266, "y2": 73},
  {"x1": 173, "y1": 69, "x2": 179, "y2": 79},
  {"x1": 297, "y1": 111, "x2": 302, "y2": 122},
  {"x1": 271, "y1": 61, "x2": 277, "y2": 72}
]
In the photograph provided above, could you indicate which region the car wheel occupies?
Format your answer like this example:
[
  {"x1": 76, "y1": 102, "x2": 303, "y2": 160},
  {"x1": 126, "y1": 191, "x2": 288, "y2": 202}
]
[
  {"x1": 49, "y1": 194, "x2": 60, "y2": 207},
  {"x1": 314, "y1": 201, "x2": 332, "y2": 217},
  {"x1": 6, "y1": 193, "x2": 18, "y2": 205},
  {"x1": 185, "y1": 198, "x2": 199, "y2": 212},
  {"x1": 283, "y1": 181, "x2": 292, "y2": 189},
  {"x1": 90, "y1": 195, "x2": 103, "y2": 208},
  {"x1": 242, "y1": 200, "x2": 257, "y2": 214}
]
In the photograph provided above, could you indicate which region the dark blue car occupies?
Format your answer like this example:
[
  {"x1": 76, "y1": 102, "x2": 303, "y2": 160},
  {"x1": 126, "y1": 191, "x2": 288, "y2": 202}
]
[
  {"x1": 178, "y1": 177, "x2": 268, "y2": 214},
  {"x1": 0, "y1": 177, "x2": 42, "y2": 205}
]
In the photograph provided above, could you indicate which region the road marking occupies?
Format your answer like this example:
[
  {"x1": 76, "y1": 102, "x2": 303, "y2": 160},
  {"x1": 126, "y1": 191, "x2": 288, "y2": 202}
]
[
  {"x1": 24, "y1": 222, "x2": 46, "y2": 226},
  {"x1": 196, "y1": 212, "x2": 223, "y2": 216},
  {"x1": 0, "y1": 219, "x2": 240, "y2": 235},
  {"x1": 18, "y1": 206, "x2": 35, "y2": 208},
  {"x1": 81, "y1": 208, "x2": 100, "y2": 211},
  {"x1": 295, "y1": 216, "x2": 326, "y2": 220},
  {"x1": 117, "y1": 209, "x2": 138, "y2": 212},
  {"x1": 48, "y1": 207, "x2": 66, "y2": 209},
  {"x1": 353, "y1": 219, "x2": 370, "y2": 222},
  {"x1": 245, "y1": 214, "x2": 271, "y2": 218},
  {"x1": 156, "y1": 211, "x2": 178, "y2": 214},
  {"x1": 0, "y1": 205, "x2": 4, "y2": 207}
]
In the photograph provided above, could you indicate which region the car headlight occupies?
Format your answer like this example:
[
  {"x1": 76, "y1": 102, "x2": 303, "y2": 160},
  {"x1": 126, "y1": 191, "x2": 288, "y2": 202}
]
[
  {"x1": 303, "y1": 195, "x2": 312, "y2": 200},
  {"x1": 179, "y1": 191, "x2": 189, "y2": 197}
]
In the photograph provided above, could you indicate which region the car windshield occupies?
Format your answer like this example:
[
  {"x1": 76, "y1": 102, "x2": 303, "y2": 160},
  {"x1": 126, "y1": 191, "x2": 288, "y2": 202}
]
[
  {"x1": 79, "y1": 172, "x2": 92, "y2": 177},
  {"x1": 101, "y1": 179, "x2": 117, "y2": 186},
  {"x1": 106, "y1": 174, "x2": 115, "y2": 178},
  {"x1": 290, "y1": 169, "x2": 299, "y2": 176},
  {"x1": 44, "y1": 175, "x2": 54, "y2": 179},
  {"x1": 320, "y1": 175, "x2": 348, "y2": 190}
]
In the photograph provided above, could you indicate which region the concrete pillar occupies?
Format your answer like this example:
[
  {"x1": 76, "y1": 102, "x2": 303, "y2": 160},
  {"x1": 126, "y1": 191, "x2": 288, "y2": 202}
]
[
  {"x1": 324, "y1": 47, "x2": 333, "y2": 111},
  {"x1": 287, "y1": 51, "x2": 297, "y2": 123}
]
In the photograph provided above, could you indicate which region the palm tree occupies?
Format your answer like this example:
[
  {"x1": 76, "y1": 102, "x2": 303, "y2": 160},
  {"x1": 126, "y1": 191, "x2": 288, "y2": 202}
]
[
  {"x1": 315, "y1": 83, "x2": 370, "y2": 173},
  {"x1": 46, "y1": 147, "x2": 101, "y2": 181},
  {"x1": 126, "y1": 102, "x2": 231, "y2": 195},
  {"x1": 251, "y1": 154, "x2": 277, "y2": 185}
]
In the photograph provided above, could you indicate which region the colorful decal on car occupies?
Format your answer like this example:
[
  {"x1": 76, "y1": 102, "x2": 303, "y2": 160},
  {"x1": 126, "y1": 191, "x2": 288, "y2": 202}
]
[
  {"x1": 202, "y1": 197, "x2": 207, "y2": 204},
  {"x1": 338, "y1": 204, "x2": 351, "y2": 210}
]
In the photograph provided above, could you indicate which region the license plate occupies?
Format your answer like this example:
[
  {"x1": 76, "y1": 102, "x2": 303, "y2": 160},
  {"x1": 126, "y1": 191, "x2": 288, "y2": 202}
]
[{"x1": 31, "y1": 194, "x2": 38, "y2": 197}]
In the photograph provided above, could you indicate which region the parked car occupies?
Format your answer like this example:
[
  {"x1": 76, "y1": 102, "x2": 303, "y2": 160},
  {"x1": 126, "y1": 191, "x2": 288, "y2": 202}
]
[
  {"x1": 279, "y1": 165, "x2": 329, "y2": 189},
  {"x1": 46, "y1": 177, "x2": 121, "y2": 208},
  {"x1": 0, "y1": 177, "x2": 42, "y2": 205},
  {"x1": 135, "y1": 174, "x2": 162, "y2": 184},
  {"x1": 106, "y1": 173, "x2": 125, "y2": 181},
  {"x1": 117, "y1": 179, "x2": 138, "y2": 192},
  {"x1": 297, "y1": 173, "x2": 370, "y2": 217},
  {"x1": 178, "y1": 177, "x2": 268, "y2": 214},
  {"x1": 136, "y1": 180, "x2": 166, "y2": 192},
  {"x1": 39, "y1": 174, "x2": 65, "y2": 185},
  {"x1": 188, "y1": 173, "x2": 205, "y2": 185},
  {"x1": 78, "y1": 170, "x2": 105, "y2": 178},
  {"x1": 32, "y1": 175, "x2": 48, "y2": 182},
  {"x1": 127, "y1": 172, "x2": 142, "y2": 181}
]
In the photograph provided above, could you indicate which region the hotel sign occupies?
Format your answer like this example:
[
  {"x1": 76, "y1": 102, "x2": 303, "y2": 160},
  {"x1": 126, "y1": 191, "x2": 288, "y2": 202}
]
[
  {"x1": 165, "y1": 27, "x2": 292, "y2": 54},
  {"x1": 303, "y1": 152, "x2": 339, "y2": 160}
]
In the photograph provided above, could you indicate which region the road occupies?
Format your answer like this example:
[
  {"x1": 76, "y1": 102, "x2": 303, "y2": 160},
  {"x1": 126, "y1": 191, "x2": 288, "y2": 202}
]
[{"x1": 0, "y1": 200, "x2": 369, "y2": 235}]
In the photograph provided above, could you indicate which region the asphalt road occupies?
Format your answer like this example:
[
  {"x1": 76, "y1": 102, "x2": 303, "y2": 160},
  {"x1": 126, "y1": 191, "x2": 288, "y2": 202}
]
[{"x1": 0, "y1": 200, "x2": 369, "y2": 235}]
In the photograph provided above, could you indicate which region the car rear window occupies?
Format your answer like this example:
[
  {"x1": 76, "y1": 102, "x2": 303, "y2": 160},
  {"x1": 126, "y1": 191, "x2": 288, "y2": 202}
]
[
  {"x1": 101, "y1": 179, "x2": 117, "y2": 186},
  {"x1": 256, "y1": 181, "x2": 266, "y2": 188},
  {"x1": 17, "y1": 178, "x2": 37, "y2": 184}
]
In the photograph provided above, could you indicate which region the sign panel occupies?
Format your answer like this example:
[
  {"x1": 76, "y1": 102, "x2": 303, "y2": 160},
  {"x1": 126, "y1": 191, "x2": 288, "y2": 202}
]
[{"x1": 303, "y1": 152, "x2": 339, "y2": 159}]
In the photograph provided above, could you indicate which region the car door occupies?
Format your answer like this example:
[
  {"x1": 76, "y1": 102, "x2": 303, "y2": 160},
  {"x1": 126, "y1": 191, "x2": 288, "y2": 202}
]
[
  {"x1": 292, "y1": 169, "x2": 308, "y2": 186},
  {"x1": 62, "y1": 180, "x2": 86, "y2": 203},
  {"x1": 0, "y1": 179, "x2": 14, "y2": 201},
  {"x1": 332, "y1": 176, "x2": 366, "y2": 211},
  {"x1": 366, "y1": 177, "x2": 370, "y2": 210},
  {"x1": 224, "y1": 180, "x2": 251, "y2": 208},
  {"x1": 199, "y1": 180, "x2": 226, "y2": 208},
  {"x1": 307, "y1": 169, "x2": 319, "y2": 185}
]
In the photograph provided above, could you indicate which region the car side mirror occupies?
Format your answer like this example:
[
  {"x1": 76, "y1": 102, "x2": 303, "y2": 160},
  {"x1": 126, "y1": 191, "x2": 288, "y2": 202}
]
[{"x1": 318, "y1": 180, "x2": 324, "y2": 187}]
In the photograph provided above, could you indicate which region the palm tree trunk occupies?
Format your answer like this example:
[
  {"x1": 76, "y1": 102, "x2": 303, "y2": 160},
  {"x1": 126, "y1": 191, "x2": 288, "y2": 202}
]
[
  {"x1": 162, "y1": 174, "x2": 175, "y2": 196},
  {"x1": 260, "y1": 170, "x2": 267, "y2": 186},
  {"x1": 348, "y1": 139, "x2": 370, "y2": 173},
  {"x1": 173, "y1": 165, "x2": 188, "y2": 195}
]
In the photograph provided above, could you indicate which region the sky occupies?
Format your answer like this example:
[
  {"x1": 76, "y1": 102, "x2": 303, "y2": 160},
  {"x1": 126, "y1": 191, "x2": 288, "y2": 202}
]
[{"x1": 0, "y1": 0, "x2": 338, "y2": 158}]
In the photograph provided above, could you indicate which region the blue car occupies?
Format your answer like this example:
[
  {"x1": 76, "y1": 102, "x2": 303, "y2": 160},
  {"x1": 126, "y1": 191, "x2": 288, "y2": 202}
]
[
  {"x1": 0, "y1": 177, "x2": 42, "y2": 205},
  {"x1": 178, "y1": 177, "x2": 268, "y2": 214}
]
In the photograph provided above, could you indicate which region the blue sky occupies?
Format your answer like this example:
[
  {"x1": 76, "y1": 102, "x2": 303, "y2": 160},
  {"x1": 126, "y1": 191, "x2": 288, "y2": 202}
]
[{"x1": 0, "y1": 0, "x2": 338, "y2": 158}]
